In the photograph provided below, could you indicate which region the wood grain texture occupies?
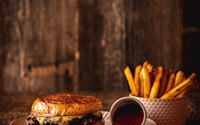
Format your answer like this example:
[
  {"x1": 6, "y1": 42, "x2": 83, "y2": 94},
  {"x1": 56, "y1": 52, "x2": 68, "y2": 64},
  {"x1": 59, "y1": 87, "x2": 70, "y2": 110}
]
[
  {"x1": 0, "y1": 0, "x2": 182, "y2": 94},
  {"x1": 0, "y1": 0, "x2": 76, "y2": 94},
  {"x1": 124, "y1": 0, "x2": 182, "y2": 69}
]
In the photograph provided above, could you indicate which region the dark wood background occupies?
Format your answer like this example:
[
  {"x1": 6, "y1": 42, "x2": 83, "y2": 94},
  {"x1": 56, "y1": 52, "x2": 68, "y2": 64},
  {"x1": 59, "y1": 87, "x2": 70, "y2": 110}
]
[{"x1": 0, "y1": 0, "x2": 199, "y2": 94}]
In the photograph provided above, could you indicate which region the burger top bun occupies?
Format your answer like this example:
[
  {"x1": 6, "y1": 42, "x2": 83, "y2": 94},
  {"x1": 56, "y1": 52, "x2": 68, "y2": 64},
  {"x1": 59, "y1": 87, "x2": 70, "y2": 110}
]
[{"x1": 30, "y1": 93, "x2": 103, "y2": 116}]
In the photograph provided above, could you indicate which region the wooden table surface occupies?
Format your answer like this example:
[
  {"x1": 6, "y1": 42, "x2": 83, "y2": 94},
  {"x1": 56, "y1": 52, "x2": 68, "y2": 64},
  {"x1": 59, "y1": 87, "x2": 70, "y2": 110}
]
[{"x1": 0, "y1": 92, "x2": 200, "y2": 125}]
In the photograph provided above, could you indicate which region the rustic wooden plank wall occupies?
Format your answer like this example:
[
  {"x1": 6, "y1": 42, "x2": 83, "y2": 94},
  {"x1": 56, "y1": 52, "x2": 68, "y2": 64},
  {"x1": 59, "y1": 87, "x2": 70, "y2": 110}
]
[
  {"x1": 78, "y1": 0, "x2": 126, "y2": 92},
  {"x1": 182, "y1": 0, "x2": 200, "y2": 81},
  {"x1": 0, "y1": 0, "x2": 182, "y2": 94},
  {"x1": 0, "y1": 0, "x2": 77, "y2": 94},
  {"x1": 78, "y1": 0, "x2": 182, "y2": 92},
  {"x1": 125, "y1": 0, "x2": 182, "y2": 69}
]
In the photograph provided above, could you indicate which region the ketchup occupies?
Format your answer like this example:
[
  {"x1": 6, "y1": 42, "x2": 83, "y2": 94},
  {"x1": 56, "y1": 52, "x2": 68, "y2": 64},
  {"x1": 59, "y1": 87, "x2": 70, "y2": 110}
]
[{"x1": 112, "y1": 104, "x2": 144, "y2": 125}]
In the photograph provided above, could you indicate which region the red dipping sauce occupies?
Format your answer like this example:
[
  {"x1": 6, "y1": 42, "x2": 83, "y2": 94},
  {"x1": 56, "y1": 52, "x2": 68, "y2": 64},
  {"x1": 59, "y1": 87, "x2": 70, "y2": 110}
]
[{"x1": 112, "y1": 104, "x2": 144, "y2": 125}]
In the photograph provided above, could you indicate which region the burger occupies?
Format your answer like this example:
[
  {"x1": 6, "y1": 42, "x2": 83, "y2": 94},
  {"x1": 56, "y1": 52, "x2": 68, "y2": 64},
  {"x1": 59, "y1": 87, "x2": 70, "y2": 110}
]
[{"x1": 26, "y1": 93, "x2": 104, "y2": 125}]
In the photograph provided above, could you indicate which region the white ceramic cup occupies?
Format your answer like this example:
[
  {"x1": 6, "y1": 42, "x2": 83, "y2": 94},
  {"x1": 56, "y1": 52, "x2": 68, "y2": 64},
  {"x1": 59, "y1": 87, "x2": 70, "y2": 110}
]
[{"x1": 110, "y1": 96, "x2": 147, "y2": 125}]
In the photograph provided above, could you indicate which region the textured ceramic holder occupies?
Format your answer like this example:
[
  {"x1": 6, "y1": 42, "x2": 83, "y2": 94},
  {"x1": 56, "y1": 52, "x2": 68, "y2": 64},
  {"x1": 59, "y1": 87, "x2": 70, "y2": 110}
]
[{"x1": 129, "y1": 94, "x2": 187, "y2": 125}]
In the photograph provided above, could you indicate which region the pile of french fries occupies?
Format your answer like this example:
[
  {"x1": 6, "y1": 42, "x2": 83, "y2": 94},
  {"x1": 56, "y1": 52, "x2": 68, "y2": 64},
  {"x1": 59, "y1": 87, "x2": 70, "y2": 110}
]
[{"x1": 124, "y1": 61, "x2": 199, "y2": 99}]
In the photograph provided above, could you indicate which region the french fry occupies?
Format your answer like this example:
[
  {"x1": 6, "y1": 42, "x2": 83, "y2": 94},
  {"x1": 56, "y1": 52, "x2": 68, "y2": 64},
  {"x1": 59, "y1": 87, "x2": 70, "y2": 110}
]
[
  {"x1": 158, "y1": 69, "x2": 169, "y2": 97},
  {"x1": 149, "y1": 68, "x2": 157, "y2": 84},
  {"x1": 173, "y1": 70, "x2": 185, "y2": 87},
  {"x1": 140, "y1": 77, "x2": 144, "y2": 97},
  {"x1": 176, "y1": 86, "x2": 190, "y2": 98},
  {"x1": 140, "y1": 62, "x2": 147, "y2": 97},
  {"x1": 124, "y1": 61, "x2": 198, "y2": 99},
  {"x1": 171, "y1": 80, "x2": 193, "y2": 98},
  {"x1": 140, "y1": 64, "x2": 151, "y2": 98},
  {"x1": 177, "y1": 79, "x2": 200, "y2": 98},
  {"x1": 161, "y1": 73, "x2": 197, "y2": 99},
  {"x1": 143, "y1": 61, "x2": 153, "y2": 72},
  {"x1": 147, "y1": 63, "x2": 153, "y2": 72},
  {"x1": 164, "y1": 72, "x2": 175, "y2": 93},
  {"x1": 124, "y1": 66, "x2": 138, "y2": 96},
  {"x1": 143, "y1": 61, "x2": 148, "y2": 66},
  {"x1": 149, "y1": 66, "x2": 163, "y2": 98},
  {"x1": 134, "y1": 65, "x2": 142, "y2": 97}
]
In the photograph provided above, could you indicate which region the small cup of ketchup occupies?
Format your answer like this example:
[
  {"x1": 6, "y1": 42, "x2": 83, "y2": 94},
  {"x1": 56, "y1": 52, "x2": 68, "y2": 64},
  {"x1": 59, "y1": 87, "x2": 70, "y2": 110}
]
[{"x1": 110, "y1": 97, "x2": 147, "y2": 125}]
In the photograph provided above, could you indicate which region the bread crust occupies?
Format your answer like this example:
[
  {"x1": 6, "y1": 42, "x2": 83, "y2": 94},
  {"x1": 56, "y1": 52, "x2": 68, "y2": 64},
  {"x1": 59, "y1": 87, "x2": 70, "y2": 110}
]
[{"x1": 30, "y1": 93, "x2": 103, "y2": 116}]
